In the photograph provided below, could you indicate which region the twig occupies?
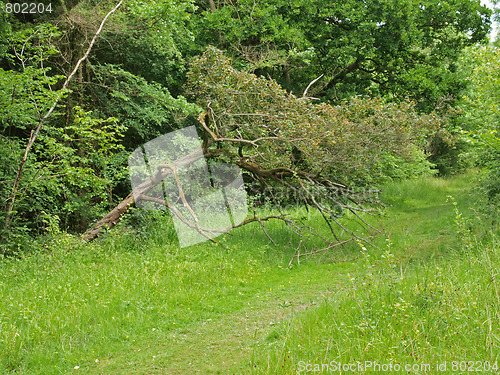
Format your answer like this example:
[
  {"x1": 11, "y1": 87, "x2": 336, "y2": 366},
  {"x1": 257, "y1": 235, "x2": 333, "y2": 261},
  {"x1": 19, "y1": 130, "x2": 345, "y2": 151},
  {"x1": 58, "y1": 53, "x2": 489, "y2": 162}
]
[
  {"x1": 302, "y1": 74, "x2": 323, "y2": 99},
  {"x1": 288, "y1": 239, "x2": 354, "y2": 268}
]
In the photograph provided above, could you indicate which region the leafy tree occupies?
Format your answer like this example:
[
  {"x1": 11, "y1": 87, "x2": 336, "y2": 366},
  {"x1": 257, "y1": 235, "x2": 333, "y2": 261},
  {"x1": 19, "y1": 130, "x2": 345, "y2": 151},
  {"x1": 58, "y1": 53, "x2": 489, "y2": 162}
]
[
  {"x1": 87, "y1": 64, "x2": 199, "y2": 150},
  {"x1": 186, "y1": 47, "x2": 443, "y2": 186},
  {"x1": 85, "y1": 48, "x2": 445, "y2": 243},
  {"x1": 48, "y1": 0, "x2": 200, "y2": 150},
  {"x1": 0, "y1": 0, "x2": 491, "y2": 248},
  {"x1": 193, "y1": 0, "x2": 492, "y2": 110},
  {"x1": 0, "y1": 2, "x2": 127, "y2": 250},
  {"x1": 0, "y1": 24, "x2": 67, "y2": 239},
  {"x1": 459, "y1": 45, "x2": 500, "y2": 211},
  {"x1": 89, "y1": 0, "x2": 196, "y2": 90},
  {"x1": 0, "y1": 0, "x2": 200, "y2": 248}
]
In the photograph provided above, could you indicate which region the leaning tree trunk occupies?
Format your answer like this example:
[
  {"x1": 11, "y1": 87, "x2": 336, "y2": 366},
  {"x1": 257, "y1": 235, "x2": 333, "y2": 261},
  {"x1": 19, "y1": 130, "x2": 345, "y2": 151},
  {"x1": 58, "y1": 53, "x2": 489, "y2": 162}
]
[
  {"x1": 82, "y1": 192, "x2": 135, "y2": 241},
  {"x1": 83, "y1": 143, "x2": 220, "y2": 241},
  {"x1": 84, "y1": 111, "x2": 380, "y2": 245}
]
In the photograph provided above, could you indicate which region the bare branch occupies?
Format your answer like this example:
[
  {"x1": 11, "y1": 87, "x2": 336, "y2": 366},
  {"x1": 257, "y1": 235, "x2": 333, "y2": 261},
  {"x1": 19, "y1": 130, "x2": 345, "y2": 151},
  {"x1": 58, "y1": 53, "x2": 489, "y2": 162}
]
[
  {"x1": 288, "y1": 239, "x2": 354, "y2": 268},
  {"x1": 302, "y1": 74, "x2": 323, "y2": 99}
]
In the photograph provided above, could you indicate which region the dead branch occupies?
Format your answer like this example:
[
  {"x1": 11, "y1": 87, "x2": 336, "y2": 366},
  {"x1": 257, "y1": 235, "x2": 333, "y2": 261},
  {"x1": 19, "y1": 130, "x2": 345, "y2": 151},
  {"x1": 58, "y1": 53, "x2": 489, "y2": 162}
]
[
  {"x1": 288, "y1": 238, "x2": 354, "y2": 268},
  {"x1": 302, "y1": 74, "x2": 323, "y2": 99}
]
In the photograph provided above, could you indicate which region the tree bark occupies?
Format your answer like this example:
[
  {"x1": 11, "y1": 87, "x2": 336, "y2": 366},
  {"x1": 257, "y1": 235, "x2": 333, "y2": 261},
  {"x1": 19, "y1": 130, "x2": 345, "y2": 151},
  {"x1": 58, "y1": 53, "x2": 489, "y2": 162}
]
[
  {"x1": 321, "y1": 59, "x2": 360, "y2": 94},
  {"x1": 82, "y1": 145, "x2": 213, "y2": 241},
  {"x1": 208, "y1": 0, "x2": 216, "y2": 12}
]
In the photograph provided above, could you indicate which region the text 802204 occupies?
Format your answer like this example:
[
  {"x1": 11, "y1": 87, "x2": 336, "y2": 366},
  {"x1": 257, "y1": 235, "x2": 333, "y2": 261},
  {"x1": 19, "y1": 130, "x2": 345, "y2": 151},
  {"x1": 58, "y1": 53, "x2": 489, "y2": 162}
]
[{"x1": 4, "y1": 3, "x2": 53, "y2": 14}]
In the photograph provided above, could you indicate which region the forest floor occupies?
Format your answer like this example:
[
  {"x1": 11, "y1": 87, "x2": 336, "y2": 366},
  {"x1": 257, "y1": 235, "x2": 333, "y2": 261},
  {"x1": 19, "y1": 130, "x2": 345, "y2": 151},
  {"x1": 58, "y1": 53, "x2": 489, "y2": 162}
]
[{"x1": 1, "y1": 172, "x2": 499, "y2": 374}]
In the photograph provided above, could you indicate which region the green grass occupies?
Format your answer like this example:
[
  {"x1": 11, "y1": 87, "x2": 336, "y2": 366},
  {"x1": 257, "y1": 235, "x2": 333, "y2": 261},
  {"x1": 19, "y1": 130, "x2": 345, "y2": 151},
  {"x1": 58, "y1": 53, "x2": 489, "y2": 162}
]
[
  {"x1": 0, "y1": 211, "x2": 349, "y2": 374},
  {"x1": 249, "y1": 237, "x2": 500, "y2": 374},
  {"x1": 0, "y1": 173, "x2": 499, "y2": 374},
  {"x1": 246, "y1": 174, "x2": 500, "y2": 374},
  {"x1": 374, "y1": 174, "x2": 477, "y2": 258}
]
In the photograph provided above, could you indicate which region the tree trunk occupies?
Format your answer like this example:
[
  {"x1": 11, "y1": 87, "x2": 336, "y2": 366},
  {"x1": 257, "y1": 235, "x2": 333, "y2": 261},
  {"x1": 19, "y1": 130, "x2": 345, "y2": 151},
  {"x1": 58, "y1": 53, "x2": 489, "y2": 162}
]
[
  {"x1": 82, "y1": 145, "x2": 211, "y2": 241},
  {"x1": 82, "y1": 192, "x2": 135, "y2": 241}
]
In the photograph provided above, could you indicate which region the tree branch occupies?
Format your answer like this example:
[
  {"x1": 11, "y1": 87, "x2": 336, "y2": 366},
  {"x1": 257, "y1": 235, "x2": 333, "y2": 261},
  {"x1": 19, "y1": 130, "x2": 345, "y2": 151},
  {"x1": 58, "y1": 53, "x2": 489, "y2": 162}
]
[
  {"x1": 302, "y1": 74, "x2": 324, "y2": 99},
  {"x1": 321, "y1": 59, "x2": 360, "y2": 93}
]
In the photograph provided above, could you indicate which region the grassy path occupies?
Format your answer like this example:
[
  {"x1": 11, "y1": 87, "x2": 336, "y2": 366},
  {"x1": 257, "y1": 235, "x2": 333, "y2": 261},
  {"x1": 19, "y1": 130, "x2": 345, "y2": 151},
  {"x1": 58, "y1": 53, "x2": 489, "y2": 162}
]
[
  {"x1": 1, "y1": 173, "x2": 498, "y2": 374},
  {"x1": 79, "y1": 175, "x2": 485, "y2": 373},
  {"x1": 86, "y1": 257, "x2": 357, "y2": 374}
]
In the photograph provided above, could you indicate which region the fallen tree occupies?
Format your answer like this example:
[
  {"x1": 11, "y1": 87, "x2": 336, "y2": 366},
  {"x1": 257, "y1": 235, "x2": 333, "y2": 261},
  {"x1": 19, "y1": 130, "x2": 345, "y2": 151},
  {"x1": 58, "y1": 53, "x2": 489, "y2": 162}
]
[{"x1": 84, "y1": 47, "x2": 444, "y2": 249}]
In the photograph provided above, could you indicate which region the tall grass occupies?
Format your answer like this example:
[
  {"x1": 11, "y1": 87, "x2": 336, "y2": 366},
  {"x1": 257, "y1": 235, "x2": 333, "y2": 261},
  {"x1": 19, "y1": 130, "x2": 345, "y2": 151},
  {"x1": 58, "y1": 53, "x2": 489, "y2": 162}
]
[
  {"x1": 0, "y1": 213, "x2": 279, "y2": 374},
  {"x1": 0, "y1": 208, "x2": 340, "y2": 374},
  {"x1": 248, "y1": 177, "x2": 500, "y2": 374},
  {"x1": 249, "y1": 236, "x2": 500, "y2": 373},
  {"x1": 1, "y1": 174, "x2": 498, "y2": 374}
]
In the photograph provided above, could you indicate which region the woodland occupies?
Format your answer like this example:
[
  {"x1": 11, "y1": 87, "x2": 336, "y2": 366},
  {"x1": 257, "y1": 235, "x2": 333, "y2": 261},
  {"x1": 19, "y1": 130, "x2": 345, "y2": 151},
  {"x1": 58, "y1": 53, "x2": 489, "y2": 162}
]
[
  {"x1": 0, "y1": 0, "x2": 500, "y2": 373},
  {"x1": 0, "y1": 0, "x2": 498, "y2": 247}
]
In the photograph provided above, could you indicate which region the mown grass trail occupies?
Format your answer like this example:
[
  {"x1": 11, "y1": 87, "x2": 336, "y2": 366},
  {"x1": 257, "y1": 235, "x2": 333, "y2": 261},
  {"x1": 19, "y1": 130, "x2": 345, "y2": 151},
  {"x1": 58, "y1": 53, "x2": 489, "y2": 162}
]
[{"x1": 0, "y1": 173, "x2": 498, "y2": 374}]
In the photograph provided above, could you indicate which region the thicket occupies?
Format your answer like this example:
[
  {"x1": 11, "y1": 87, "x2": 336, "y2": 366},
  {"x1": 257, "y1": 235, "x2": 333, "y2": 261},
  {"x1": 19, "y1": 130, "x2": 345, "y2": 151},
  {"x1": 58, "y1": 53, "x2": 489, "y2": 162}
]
[
  {"x1": 458, "y1": 44, "x2": 500, "y2": 216},
  {"x1": 0, "y1": 0, "x2": 498, "y2": 252}
]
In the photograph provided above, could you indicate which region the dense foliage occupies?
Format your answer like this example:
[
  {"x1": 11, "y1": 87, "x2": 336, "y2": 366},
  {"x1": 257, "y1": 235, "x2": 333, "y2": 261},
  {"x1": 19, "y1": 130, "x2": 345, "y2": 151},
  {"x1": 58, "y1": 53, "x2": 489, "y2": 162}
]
[
  {"x1": 459, "y1": 45, "x2": 500, "y2": 213},
  {"x1": 0, "y1": 0, "x2": 497, "y2": 251},
  {"x1": 187, "y1": 47, "x2": 441, "y2": 185},
  {"x1": 194, "y1": 0, "x2": 492, "y2": 110}
]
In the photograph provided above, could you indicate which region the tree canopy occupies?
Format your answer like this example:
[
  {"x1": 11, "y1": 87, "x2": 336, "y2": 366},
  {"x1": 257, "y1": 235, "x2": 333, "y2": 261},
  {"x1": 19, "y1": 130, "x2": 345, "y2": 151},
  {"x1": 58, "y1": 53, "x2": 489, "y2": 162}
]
[
  {"x1": 459, "y1": 45, "x2": 500, "y2": 211},
  {"x1": 0, "y1": 0, "x2": 497, "y2": 251},
  {"x1": 194, "y1": 0, "x2": 492, "y2": 109}
]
